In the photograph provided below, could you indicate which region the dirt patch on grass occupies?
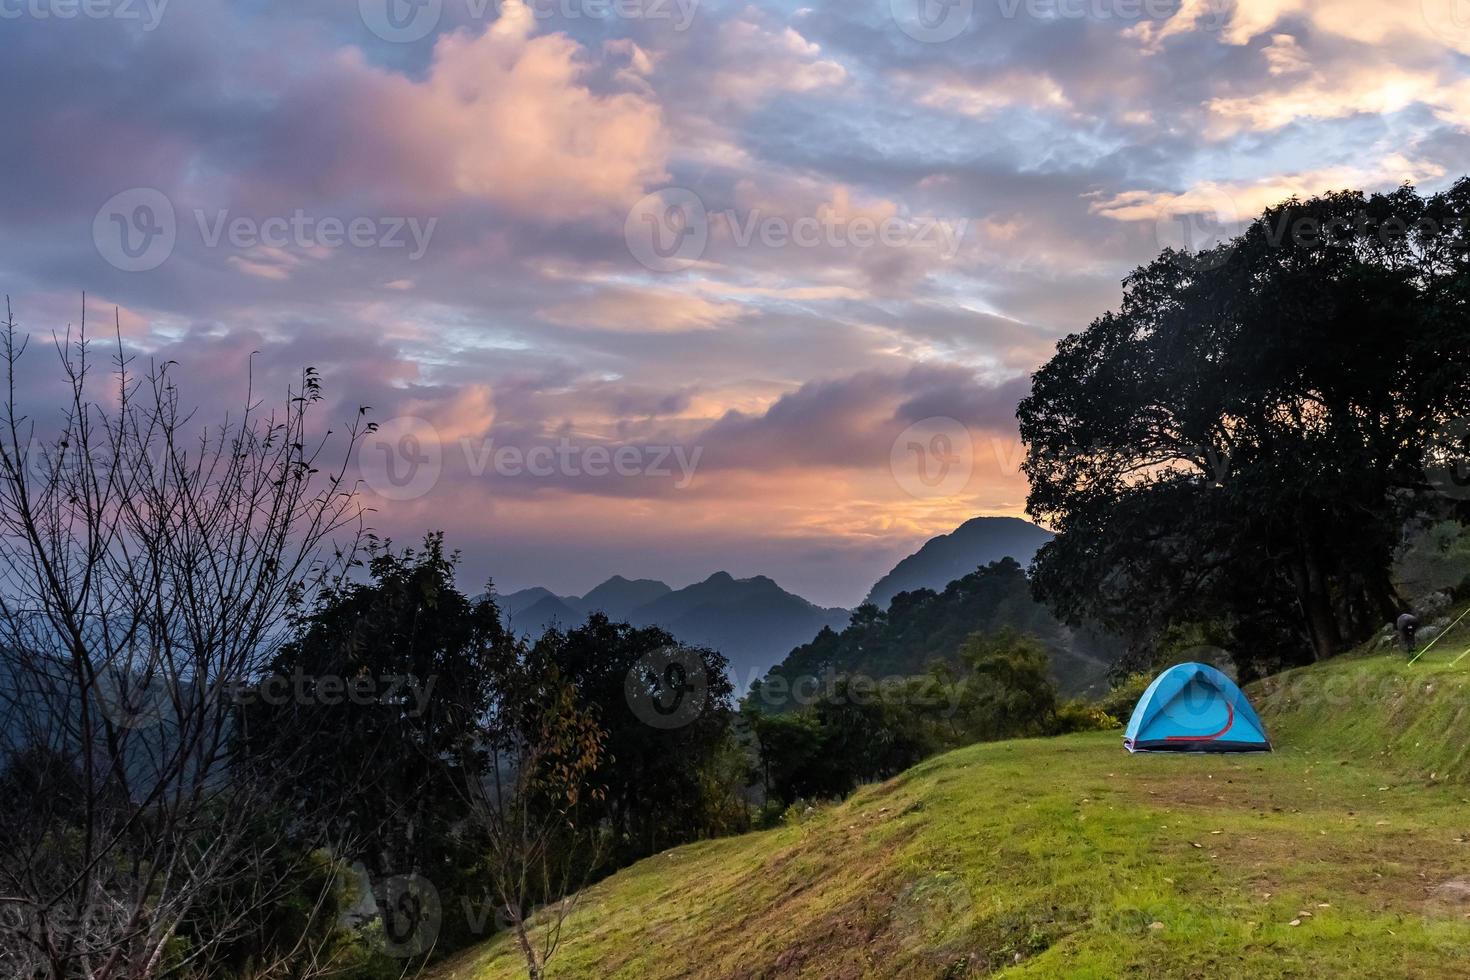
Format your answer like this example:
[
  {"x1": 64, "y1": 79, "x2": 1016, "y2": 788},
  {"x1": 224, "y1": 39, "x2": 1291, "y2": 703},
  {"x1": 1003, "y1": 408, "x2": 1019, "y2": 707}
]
[{"x1": 1111, "y1": 763, "x2": 1470, "y2": 916}]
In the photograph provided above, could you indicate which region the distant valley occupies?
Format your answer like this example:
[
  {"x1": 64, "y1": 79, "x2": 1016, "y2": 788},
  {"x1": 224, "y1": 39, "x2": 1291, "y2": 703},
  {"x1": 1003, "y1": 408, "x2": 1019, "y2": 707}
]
[
  {"x1": 493, "y1": 516, "x2": 1092, "y2": 688},
  {"x1": 495, "y1": 572, "x2": 851, "y2": 685}
]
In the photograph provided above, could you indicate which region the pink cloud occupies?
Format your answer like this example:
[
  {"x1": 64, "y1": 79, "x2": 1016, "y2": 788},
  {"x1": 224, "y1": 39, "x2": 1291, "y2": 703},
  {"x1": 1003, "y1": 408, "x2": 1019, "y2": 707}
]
[
  {"x1": 537, "y1": 285, "x2": 745, "y2": 333},
  {"x1": 263, "y1": 1, "x2": 670, "y2": 223}
]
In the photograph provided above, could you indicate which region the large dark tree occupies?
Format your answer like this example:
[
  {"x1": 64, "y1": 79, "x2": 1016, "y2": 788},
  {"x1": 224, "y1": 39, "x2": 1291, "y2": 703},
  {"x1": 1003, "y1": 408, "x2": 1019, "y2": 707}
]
[
  {"x1": 258, "y1": 537, "x2": 498, "y2": 855},
  {"x1": 249, "y1": 534, "x2": 513, "y2": 953},
  {"x1": 1019, "y1": 181, "x2": 1470, "y2": 670},
  {"x1": 529, "y1": 616, "x2": 744, "y2": 867},
  {"x1": 253, "y1": 535, "x2": 616, "y2": 971}
]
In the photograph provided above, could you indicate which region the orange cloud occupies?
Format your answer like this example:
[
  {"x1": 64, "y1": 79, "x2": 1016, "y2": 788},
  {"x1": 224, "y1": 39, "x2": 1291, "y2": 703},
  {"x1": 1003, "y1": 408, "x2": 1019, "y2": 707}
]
[
  {"x1": 1205, "y1": 62, "x2": 1464, "y2": 138},
  {"x1": 295, "y1": 1, "x2": 669, "y2": 223},
  {"x1": 1090, "y1": 156, "x2": 1445, "y2": 225},
  {"x1": 537, "y1": 286, "x2": 746, "y2": 332}
]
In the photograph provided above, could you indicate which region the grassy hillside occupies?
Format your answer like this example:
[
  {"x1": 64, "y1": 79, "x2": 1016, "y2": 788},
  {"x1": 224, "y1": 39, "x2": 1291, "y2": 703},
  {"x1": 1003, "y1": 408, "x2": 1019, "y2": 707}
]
[{"x1": 433, "y1": 633, "x2": 1470, "y2": 979}]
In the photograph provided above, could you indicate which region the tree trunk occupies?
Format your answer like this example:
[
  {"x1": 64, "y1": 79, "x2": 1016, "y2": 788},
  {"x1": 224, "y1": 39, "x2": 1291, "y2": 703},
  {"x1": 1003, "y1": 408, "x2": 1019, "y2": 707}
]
[
  {"x1": 512, "y1": 918, "x2": 543, "y2": 980},
  {"x1": 1292, "y1": 556, "x2": 1340, "y2": 662},
  {"x1": 1369, "y1": 565, "x2": 1404, "y2": 622}
]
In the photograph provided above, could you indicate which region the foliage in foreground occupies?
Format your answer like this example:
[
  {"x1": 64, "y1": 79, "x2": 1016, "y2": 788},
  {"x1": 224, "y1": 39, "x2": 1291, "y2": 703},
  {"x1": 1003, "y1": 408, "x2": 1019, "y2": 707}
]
[
  {"x1": 746, "y1": 628, "x2": 1116, "y2": 808},
  {"x1": 248, "y1": 538, "x2": 747, "y2": 978}
]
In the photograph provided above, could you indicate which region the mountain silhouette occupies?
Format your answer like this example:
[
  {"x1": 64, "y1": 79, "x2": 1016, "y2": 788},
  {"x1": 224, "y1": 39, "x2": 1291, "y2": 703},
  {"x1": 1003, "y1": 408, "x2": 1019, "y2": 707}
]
[
  {"x1": 756, "y1": 557, "x2": 1119, "y2": 705},
  {"x1": 496, "y1": 516, "x2": 1087, "y2": 691},
  {"x1": 495, "y1": 572, "x2": 850, "y2": 686},
  {"x1": 497, "y1": 586, "x2": 572, "y2": 619},
  {"x1": 865, "y1": 516, "x2": 1053, "y2": 609},
  {"x1": 506, "y1": 593, "x2": 581, "y2": 633},
  {"x1": 577, "y1": 575, "x2": 672, "y2": 620}
]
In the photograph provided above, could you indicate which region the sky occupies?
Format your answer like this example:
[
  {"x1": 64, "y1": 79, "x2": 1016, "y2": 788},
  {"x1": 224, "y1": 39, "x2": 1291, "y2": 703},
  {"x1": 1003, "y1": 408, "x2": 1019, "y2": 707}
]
[{"x1": 3, "y1": 0, "x2": 1469, "y2": 607}]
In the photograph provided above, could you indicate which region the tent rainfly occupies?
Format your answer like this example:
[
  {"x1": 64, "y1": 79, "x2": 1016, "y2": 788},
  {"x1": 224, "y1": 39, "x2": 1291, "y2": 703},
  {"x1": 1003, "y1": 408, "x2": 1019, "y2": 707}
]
[{"x1": 1123, "y1": 662, "x2": 1271, "y2": 753}]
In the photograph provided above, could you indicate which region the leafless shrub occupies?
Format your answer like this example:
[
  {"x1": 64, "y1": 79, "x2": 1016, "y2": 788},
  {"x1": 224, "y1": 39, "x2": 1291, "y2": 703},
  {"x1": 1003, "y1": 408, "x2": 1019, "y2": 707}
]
[{"x1": 0, "y1": 300, "x2": 371, "y2": 979}]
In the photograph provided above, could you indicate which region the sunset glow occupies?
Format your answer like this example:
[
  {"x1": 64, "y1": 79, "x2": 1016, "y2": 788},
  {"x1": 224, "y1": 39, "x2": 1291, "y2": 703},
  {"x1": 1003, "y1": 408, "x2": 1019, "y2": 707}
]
[{"x1": 5, "y1": 0, "x2": 1467, "y2": 604}]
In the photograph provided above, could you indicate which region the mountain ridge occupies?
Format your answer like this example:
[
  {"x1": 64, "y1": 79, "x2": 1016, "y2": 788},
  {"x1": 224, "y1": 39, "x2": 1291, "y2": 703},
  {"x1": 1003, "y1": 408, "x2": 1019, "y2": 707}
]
[
  {"x1": 865, "y1": 515, "x2": 1053, "y2": 609},
  {"x1": 753, "y1": 556, "x2": 1118, "y2": 703},
  {"x1": 495, "y1": 572, "x2": 850, "y2": 685},
  {"x1": 495, "y1": 515, "x2": 1068, "y2": 687}
]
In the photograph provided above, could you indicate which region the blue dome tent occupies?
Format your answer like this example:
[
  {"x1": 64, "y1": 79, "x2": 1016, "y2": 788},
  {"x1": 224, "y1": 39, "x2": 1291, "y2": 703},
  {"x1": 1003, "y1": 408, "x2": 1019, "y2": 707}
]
[{"x1": 1123, "y1": 662, "x2": 1271, "y2": 753}]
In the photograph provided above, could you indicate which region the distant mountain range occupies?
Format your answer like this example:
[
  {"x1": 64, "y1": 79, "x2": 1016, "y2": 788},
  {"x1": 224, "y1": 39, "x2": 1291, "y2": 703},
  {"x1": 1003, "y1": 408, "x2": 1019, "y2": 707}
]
[
  {"x1": 865, "y1": 516, "x2": 1053, "y2": 609},
  {"x1": 498, "y1": 575, "x2": 674, "y2": 630},
  {"x1": 754, "y1": 557, "x2": 1118, "y2": 704},
  {"x1": 495, "y1": 516, "x2": 1076, "y2": 687},
  {"x1": 496, "y1": 573, "x2": 851, "y2": 685}
]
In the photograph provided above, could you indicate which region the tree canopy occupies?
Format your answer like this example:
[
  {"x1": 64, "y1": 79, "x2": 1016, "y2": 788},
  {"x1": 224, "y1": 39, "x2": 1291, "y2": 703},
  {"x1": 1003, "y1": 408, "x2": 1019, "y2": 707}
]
[
  {"x1": 750, "y1": 558, "x2": 1119, "y2": 708},
  {"x1": 1019, "y1": 181, "x2": 1470, "y2": 670},
  {"x1": 529, "y1": 615, "x2": 744, "y2": 868}
]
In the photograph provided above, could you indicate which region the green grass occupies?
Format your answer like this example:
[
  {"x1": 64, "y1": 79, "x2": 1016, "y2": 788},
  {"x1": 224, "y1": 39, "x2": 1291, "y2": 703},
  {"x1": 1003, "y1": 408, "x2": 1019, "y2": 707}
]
[{"x1": 433, "y1": 631, "x2": 1470, "y2": 979}]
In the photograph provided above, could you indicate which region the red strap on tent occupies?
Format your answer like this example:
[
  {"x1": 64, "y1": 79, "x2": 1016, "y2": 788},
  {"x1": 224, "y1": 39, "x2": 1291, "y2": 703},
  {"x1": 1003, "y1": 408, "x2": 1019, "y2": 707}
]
[{"x1": 1163, "y1": 699, "x2": 1234, "y2": 742}]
